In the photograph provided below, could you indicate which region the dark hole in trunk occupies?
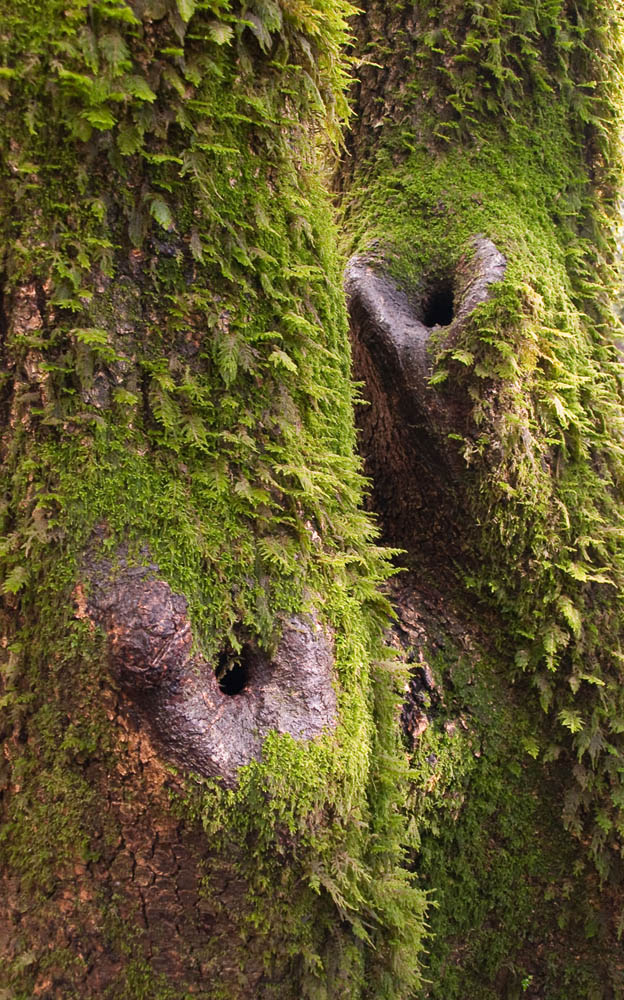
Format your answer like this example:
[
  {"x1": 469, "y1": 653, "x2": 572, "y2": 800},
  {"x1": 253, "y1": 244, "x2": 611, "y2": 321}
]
[
  {"x1": 423, "y1": 283, "x2": 454, "y2": 327},
  {"x1": 216, "y1": 647, "x2": 252, "y2": 695}
]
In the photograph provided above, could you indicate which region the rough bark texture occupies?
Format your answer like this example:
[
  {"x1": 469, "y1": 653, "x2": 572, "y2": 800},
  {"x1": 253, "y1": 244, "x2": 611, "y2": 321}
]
[
  {"x1": 0, "y1": 1, "x2": 425, "y2": 997},
  {"x1": 3, "y1": 0, "x2": 624, "y2": 997},
  {"x1": 1, "y1": 712, "x2": 287, "y2": 998},
  {"x1": 78, "y1": 554, "x2": 337, "y2": 785},
  {"x1": 345, "y1": 238, "x2": 506, "y2": 558},
  {"x1": 338, "y1": 0, "x2": 624, "y2": 996}
]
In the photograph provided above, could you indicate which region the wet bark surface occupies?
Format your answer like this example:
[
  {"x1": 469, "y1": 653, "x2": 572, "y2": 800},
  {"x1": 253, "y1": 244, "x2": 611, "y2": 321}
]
[{"x1": 76, "y1": 555, "x2": 337, "y2": 786}]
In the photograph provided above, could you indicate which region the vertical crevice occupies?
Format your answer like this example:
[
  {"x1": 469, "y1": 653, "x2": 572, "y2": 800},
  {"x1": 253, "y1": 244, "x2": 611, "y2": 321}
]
[
  {"x1": 34, "y1": 280, "x2": 50, "y2": 339},
  {"x1": 0, "y1": 273, "x2": 7, "y2": 363},
  {"x1": 0, "y1": 273, "x2": 11, "y2": 432}
]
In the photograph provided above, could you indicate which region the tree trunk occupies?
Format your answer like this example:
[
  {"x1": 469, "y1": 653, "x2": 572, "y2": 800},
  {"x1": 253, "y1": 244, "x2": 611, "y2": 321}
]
[
  {"x1": 339, "y1": 1, "x2": 624, "y2": 996},
  {"x1": 3, "y1": 1, "x2": 624, "y2": 998},
  {"x1": 0, "y1": 3, "x2": 424, "y2": 997}
]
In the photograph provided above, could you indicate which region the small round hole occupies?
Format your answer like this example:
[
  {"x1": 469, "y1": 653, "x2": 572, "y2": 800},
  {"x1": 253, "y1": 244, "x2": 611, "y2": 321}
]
[
  {"x1": 423, "y1": 283, "x2": 454, "y2": 327},
  {"x1": 215, "y1": 647, "x2": 251, "y2": 696}
]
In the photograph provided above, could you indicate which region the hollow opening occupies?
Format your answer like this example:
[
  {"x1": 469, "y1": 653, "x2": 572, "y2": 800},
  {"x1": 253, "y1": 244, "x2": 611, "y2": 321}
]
[
  {"x1": 423, "y1": 282, "x2": 454, "y2": 328},
  {"x1": 215, "y1": 646, "x2": 252, "y2": 696}
]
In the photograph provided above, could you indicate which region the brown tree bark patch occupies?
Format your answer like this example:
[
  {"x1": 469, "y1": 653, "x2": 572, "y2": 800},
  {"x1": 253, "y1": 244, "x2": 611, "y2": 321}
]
[{"x1": 76, "y1": 563, "x2": 337, "y2": 786}]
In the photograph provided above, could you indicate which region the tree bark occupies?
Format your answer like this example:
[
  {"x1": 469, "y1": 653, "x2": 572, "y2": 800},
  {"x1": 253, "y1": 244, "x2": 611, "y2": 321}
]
[
  {"x1": 0, "y1": 2, "x2": 424, "y2": 997},
  {"x1": 339, "y1": 0, "x2": 624, "y2": 995},
  {"x1": 3, "y1": 0, "x2": 624, "y2": 998}
]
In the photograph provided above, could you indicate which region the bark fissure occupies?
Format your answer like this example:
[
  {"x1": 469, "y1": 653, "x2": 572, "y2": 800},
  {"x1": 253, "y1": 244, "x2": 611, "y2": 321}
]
[
  {"x1": 0, "y1": 275, "x2": 7, "y2": 361},
  {"x1": 0, "y1": 274, "x2": 10, "y2": 430}
]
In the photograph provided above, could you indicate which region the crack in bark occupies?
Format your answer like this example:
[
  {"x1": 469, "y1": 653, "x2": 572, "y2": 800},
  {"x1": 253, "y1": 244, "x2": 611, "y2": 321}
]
[
  {"x1": 0, "y1": 272, "x2": 10, "y2": 415},
  {"x1": 0, "y1": 274, "x2": 7, "y2": 360}
]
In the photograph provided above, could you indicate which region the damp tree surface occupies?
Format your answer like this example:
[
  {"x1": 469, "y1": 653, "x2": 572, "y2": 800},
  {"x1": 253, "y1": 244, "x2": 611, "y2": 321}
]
[{"x1": 2, "y1": 1, "x2": 624, "y2": 998}]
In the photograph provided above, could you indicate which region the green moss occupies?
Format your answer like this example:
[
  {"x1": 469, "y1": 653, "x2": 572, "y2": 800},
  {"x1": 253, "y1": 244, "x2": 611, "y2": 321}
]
[
  {"x1": 345, "y1": 0, "x2": 624, "y2": 878},
  {"x1": 0, "y1": 1, "x2": 427, "y2": 997},
  {"x1": 406, "y1": 641, "x2": 623, "y2": 999},
  {"x1": 4, "y1": 0, "x2": 624, "y2": 994},
  {"x1": 111, "y1": 960, "x2": 196, "y2": 1000}
]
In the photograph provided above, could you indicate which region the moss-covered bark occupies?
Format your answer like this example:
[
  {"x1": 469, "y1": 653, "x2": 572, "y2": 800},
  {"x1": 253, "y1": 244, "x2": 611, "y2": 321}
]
[
  {"x1": 339, "y1": 0, "x2": 624, "y2": 995},
  {"x1": 4, "y1": 0, "x2": 624, "y2": 997},
  {"x1": 0, "y1": 2, "x2": 425, "y2": 997}
]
